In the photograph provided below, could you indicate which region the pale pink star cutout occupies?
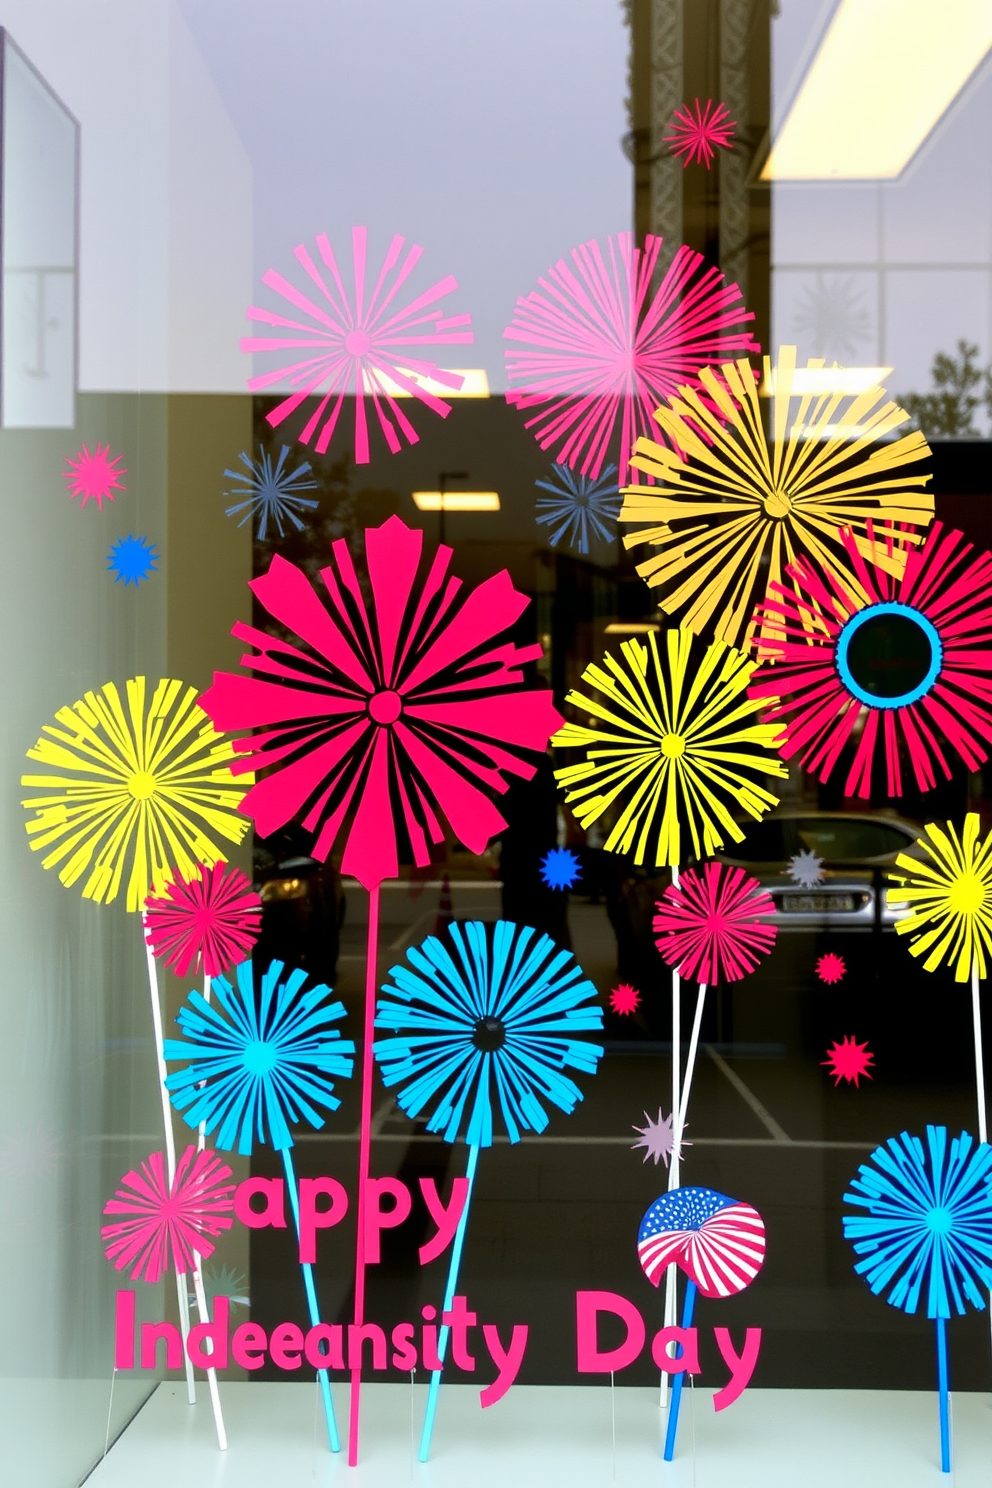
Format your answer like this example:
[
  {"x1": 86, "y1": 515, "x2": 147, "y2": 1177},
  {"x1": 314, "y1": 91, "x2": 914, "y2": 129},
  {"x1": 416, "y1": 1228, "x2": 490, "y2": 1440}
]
[{"x1": 631, "y1": 1108, "x2": 689, "y2": 1167}]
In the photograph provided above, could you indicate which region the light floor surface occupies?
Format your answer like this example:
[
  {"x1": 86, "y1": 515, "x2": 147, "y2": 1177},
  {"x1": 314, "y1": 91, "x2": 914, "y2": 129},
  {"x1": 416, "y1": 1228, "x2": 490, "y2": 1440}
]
[{"x1": 85, "y1": 1381, "x2": 992, "y2": 1487}]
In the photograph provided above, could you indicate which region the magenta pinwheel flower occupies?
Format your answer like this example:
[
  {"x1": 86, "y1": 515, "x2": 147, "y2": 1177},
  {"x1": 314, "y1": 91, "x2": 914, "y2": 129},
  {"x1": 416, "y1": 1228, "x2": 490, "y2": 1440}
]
[
  {"x1": 101, "y1": 1145, "x2": 235, "y2": 1284},
  {"x1": 665, "y1": 100, "x2": 736, "y2": 168},
  {"x1": 200, "y1": 516, "x2": 563, "y2": 889},
  {"x1": 750, "y1": 522, "x2": 992, "y2": 799},
  {"x1": 503, "y1": 231, "x2": 758, "y2": 482},
  {"x1": 242, "y1": 226, "x2": 473, "y2": 464},
  {"x1": 143, "y1": 861, "x2": 262, "y2": 979},
  {"x1": 653, "y1": 862, "x2": 777, "y2": 984}
]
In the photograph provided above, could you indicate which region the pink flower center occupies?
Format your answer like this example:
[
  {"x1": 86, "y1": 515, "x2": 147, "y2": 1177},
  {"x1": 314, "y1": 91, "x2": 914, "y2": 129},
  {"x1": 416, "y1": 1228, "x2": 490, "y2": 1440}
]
[
  {"x1": 345, "y1": 328, "x2": 372, "y2": 356},
  {"x1": 368, "y1": 689, "x2": 402, "y2": 725}
]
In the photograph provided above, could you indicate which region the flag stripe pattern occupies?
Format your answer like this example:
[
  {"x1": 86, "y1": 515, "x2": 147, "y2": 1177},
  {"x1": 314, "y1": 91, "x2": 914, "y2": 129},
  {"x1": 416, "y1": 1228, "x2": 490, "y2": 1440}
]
[{"x1": 637, "y1": 1185, "x2": 765, "y2": 1298}]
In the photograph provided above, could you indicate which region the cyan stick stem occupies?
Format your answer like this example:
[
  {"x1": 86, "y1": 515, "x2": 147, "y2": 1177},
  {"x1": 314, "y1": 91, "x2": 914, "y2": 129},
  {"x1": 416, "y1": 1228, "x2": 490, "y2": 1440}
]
[
  {"x1": 663, "y1": 1279, "x2": 697, "y2": 1461},
  {"x1": 282, "y1": 1146, "x2": 340, "y2": 1452},
  {"x1": 936, "y1": 1315, "x2": 950, "y2": 1474},
  {"x1": 418, "y1": 1143, "x2": 480, "y2": 1462}
]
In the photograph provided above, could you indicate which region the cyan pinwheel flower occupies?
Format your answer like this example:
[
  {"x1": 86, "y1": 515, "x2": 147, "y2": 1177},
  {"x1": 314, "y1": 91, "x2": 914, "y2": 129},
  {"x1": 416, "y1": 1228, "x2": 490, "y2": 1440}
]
[
  {"x1": 373, "y1": 920, "x2": 604, "y2": 1147},
  {"x1": 163, "y1": 959, "x2": 355, "y2": 1154},
  {"x1": 843, "y1": 1126, "x2": 992, "y2": 1319}
]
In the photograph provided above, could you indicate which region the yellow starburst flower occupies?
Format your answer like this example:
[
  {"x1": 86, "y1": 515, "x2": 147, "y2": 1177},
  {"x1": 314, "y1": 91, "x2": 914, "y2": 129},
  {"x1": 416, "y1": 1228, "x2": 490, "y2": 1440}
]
[
  {"x1": 889, "y1": 814, "x2": 992, "y2": 982},
  {"x1": 21, "y1": 677, "x2": 252, "y2": 913},
  {"x1": 618, "y1": 346, "x2": 933, "y2": 651},
  {"x1": 552, "y1": 626, "x2": 787, "y2": 867}
]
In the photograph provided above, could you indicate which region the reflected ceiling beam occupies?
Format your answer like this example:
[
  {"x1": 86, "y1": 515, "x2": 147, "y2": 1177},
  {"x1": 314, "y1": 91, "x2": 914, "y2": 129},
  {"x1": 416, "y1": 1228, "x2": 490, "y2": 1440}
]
[{"x1": 762, "y1": 0, "x2": 992, "y2": 181}]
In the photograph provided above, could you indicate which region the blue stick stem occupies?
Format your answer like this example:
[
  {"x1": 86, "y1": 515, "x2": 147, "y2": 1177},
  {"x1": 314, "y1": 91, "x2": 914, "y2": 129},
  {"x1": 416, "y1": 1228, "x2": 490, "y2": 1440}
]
[
  {"x1": 663, "y1": 1280, "x2": 697, "y2": 1462},
  {"x1": 936, "y1": 1315, "x2": 950, "y2": 1474},
  {"x1": 282, "y1": 1146, "x2": 340, "y2": 1453},
  {"x1": 418, "y1": 1143, "x2": 480, "y2": 1463}
]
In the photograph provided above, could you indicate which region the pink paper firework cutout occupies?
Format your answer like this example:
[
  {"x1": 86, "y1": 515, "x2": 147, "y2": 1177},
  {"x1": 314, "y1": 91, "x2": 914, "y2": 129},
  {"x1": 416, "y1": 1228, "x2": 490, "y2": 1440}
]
[
  {"x1": 503, "y1": 231, "x2": 758, "y2": 482},
  {"x1": 653, "y1": 862, "x2": 777, "y2": 984},
  {"x1": 816, "y1": 952, "x2": 846, "y2": 986},
  {"x1": 63, "y1": 443, "x2": 127, "y2": 510},
  {"x1": 823, "y1": 1035, "x2": 874, "y2": 1087},
  {"x1": 101, "y1": 1145, "x2": 235, "y2": 1284},
  {"x1": 637, "y1": 1187, "x2": 765, "y2": 1298},
  {"x1": 665, "y1": 100, "x2": 736, "y2": 168},
  {"x1": 243, "y1": 227, "x2": 472, "y2": 463},
  {"x1": 751, "y1": 522, "x2": 992, "y2": 799},
  {"x1": 201, "y1": 516, "x2": 563, "y2": 889},
  {"x1": 143, "y1": 861, "x2": 262, "y2": 979},
  {"x1": 610, "y1": 982, "x2": 641, "y2": 1016}
]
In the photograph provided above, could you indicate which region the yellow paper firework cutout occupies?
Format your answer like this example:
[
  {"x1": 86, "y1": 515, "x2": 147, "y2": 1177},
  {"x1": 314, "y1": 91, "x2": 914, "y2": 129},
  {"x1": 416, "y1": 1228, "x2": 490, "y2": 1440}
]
[
  {"x1": 618, "y1": 346, "x2": 934, "y2": 652},
  {"x1": 552, "y1": 626, "x2": 787, "y2": 867},
  {"x1": 889, "y1": 814, "x2": 992, "y2": 982},
  {"x1": 21, "y1": 677, "x2": 252, "y2": 913}
]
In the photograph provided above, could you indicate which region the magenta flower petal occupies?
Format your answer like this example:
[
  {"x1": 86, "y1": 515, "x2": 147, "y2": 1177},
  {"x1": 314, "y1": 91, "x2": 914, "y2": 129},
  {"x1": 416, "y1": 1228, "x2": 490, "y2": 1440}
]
[
  {"x1": 200, "y1": 516, "x2": 563, "y2": 890},
  {"x1": 101, "y1": 1146, "x2": 235, "y2": 1284},
  {"x1": 750, "y1": 522, "x2": 992, "y2": 799},
  {"x1": 653, "y1": 862, "x2": 777, "y2": 984},
  {"x1": 144, "y1": 861, "x2": 262, "y2": 979}
]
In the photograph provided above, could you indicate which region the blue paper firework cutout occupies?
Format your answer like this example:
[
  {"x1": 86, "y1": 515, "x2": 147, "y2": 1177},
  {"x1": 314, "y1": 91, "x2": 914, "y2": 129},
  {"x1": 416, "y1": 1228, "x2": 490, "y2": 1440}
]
[
  {"x1": 540, "y1": 846, "x2": 582, "y2": 891},
  {"x1": 535, "y1": 461, "x2": 621, "y2": 555},
  {"x1": 107, "y1": 535, "x2": 158, "y2": 587},
  {"x1": 373, "y1": 920, "x2": 604, "y2": 1147},
  {"x1": 223, "y1": 444, "x2": 319, "y2": 540},
  {"x1": 163, "y1": 959, "x2": 355, "y2": 1154},
  {"x1": 843, "y1": 1126, "x2": 992, "y2": 1318}
]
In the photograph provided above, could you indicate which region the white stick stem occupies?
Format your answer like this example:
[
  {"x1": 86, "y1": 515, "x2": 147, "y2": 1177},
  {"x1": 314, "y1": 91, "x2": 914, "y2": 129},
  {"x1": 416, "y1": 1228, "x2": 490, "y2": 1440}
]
[
  {"x1": 191, "y1": 1262, "x2": 228, "y2": 1450},
  {"x1": 142, "y1": 916, "x2": 195, "y2": 1404},
  {"x1": 971, "y1": 962, "x2": 987, "y2": 1144},
  {"x1": 197, "y1": 971, "x2": 210, "y2": 1154},
  {"x1": 662, "y1": 867, "x2": 680, "y2": 1412},
  {"x1": 676, "y1": 983, "x2": 707, "y2": 1144}
]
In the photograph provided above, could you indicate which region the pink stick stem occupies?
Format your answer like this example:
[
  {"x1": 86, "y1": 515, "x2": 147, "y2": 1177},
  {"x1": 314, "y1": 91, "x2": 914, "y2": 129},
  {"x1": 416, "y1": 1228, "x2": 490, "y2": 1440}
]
[{"x1": 348, "y1": 882, "x2": 381, "y2": 1466}]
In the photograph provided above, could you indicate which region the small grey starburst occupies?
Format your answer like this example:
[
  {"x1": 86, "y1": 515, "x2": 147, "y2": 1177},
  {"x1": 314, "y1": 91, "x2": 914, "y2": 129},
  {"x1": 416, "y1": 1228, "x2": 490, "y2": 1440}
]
[
  {"x1": 788, "y1": 849, "x2": 825, "y2": 889},
  {"x1": 792, "y1": 276, "x2": 872, "y2": 363}
]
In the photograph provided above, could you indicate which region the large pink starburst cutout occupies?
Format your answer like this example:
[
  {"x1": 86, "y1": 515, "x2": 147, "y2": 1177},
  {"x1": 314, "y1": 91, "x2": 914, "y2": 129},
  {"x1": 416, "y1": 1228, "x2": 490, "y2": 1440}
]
[
  {"x1": 653, "y1": 862, "x2": 777, "y2": 984},
  {"x1": 503, "y1": 231, "x2": 758, "y2": 482},
  {"x1": 101, "y1": 1145, "x2": 235, "y2": 1284},
  {"x1": 751, "y1": 523, "x2": 992, "y2": 798},
  {"x1": 242, "y1": 227, "x2": 473, "y2": 464},
  {"x1": 63, "y1": 443, "x2": 127, "y2": 511},
  {"x1": 665, "y1": 99, "x2": 736, "y2": 168},
  {"x1": 822, "y1": 1035, "x2": 874, "y2": 1087},
  {"x1": 816, "y1": 952, "x2": 846, "y2": 986},
  {"x1": 143, "y1": 861, "x2": 262, "y2": 979},
  {"x1": 632, "y1": 1108, "x2": 684, "y2": 1167},
  {"x1": 610, "y1": 982, "x2": 641, "y2": 1016},
  {"x1": 200, "y1": 516, "x2": 563, "y2": 890}
]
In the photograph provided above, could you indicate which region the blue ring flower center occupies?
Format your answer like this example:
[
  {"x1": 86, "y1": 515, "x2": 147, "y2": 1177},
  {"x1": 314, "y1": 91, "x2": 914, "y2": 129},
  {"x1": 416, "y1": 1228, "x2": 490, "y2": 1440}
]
[
  {"x1": 243, "y1": 1039, "x2": 278, "y2": 1074},
  {"x1": 835, "y1": 603, "x2": 942, "y2": 710},
  {"x1": 472, "y1": 1015, "x2": 506, "y2": 1053}
]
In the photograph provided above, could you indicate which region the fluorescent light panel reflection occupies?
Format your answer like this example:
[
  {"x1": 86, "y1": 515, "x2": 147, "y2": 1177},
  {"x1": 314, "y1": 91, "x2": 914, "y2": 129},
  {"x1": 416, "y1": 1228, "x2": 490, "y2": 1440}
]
[
  {"x1": 761, "y1": 366, "x2": 894, "y2": 396},
  {"x1": 376, "y1": 368, "x2": 490, "y2": 398},
  {"x1": 412, "y1": 491, "x2": 500, "y2": 512},
  {"x1": 763, "y1": 0, "x2": 992, "y2": 180},
  {"x1": 605, "y1": 622, "x2": 659, "y2": 635}
]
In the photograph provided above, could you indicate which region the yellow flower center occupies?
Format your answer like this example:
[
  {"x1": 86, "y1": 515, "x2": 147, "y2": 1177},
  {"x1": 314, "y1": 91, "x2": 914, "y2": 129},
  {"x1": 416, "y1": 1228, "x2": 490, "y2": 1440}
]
[
  {"x1": 948, "y1": 872, "x2": 986, "y2": 916},
  {"x1": 763, "y1": 490, "x2": 792, "y2": 519},
  {"x1": 660, "y1": 732, "x2": 685, "y2": 759},
  {"x1": 127, "y1": 770, "x2": 158, "y2": 800}
]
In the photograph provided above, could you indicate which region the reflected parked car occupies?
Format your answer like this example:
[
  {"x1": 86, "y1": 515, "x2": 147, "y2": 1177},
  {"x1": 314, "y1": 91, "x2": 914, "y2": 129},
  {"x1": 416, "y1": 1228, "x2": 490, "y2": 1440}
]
[
  {"x1": 253, "y1": 826, "x2": 345, "y2": 984},
  {"x1": 607, "y1": 810, "x2": 926, "y2": 999},
  {"x1": 716, "y1": 811, "x2": 923, "y2": 930}
]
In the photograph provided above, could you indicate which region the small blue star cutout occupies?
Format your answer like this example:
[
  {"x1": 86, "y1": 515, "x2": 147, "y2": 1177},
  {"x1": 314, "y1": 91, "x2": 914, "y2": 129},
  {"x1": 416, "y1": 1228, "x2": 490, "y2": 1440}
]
[
  {"x1": 107, "y1": 535, "x2": 159, "y2": 587},
  {"x1": 540, "y1": 847, "x2": 582, "y2": 891}
]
